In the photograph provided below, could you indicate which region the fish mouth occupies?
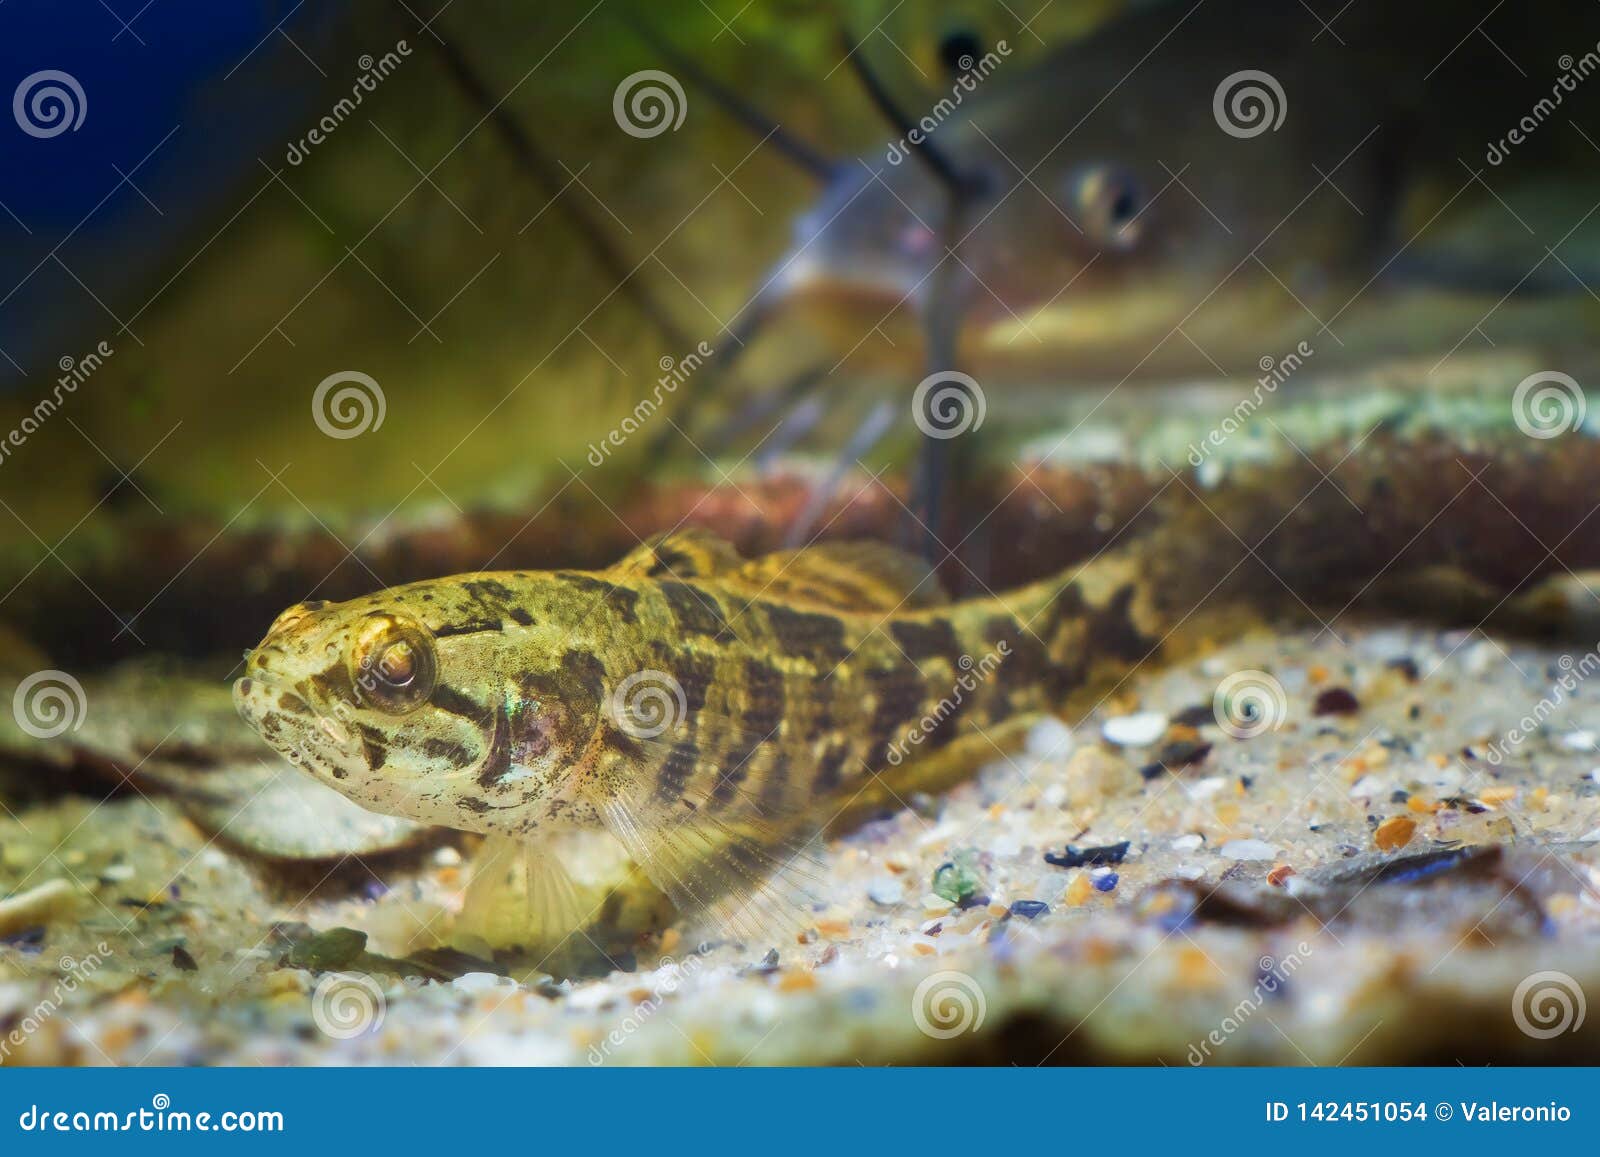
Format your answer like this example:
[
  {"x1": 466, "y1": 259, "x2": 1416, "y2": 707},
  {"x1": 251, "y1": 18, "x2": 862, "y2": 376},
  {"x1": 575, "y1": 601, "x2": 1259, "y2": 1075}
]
[{"x1": 233, "y1": 673, "x2": 334, "y2": 745}]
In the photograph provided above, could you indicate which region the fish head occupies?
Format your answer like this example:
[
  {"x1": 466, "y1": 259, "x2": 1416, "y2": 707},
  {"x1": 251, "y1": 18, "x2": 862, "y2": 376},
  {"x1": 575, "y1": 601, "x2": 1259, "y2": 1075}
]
[
  {"x1": 772, "y1": 134, "x2": 1260, "y2": 376},
  {"x1": 232, "y1": 584, "x2": 600, "y2": 833}
]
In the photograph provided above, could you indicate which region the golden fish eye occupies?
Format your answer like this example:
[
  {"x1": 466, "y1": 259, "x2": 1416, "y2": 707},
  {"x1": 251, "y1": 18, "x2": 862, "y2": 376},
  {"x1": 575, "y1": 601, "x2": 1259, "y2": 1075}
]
[
  {"x1": 1072, "y1": 165, "x2": 1145, "y2": 252},
  {"x1": 349, "y1": 614, "x2": 437, "y2": 714}
]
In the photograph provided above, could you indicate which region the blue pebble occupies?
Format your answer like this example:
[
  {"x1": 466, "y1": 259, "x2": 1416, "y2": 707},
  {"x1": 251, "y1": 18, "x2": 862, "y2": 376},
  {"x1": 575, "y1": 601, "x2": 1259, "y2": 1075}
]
[
  {"x1": 1092, "y1": 872, "x2": 1119, "y2": 893},
  {"x1": 1009, "y1": 900, "x2": 1049, "y2": 919}
]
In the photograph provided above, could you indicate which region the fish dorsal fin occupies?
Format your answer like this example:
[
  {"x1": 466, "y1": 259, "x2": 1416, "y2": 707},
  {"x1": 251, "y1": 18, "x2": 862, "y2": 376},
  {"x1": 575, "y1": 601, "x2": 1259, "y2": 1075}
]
[
  {"x1": 610, "y1": 530, "x2": 743, "y2": 582},
  {"x1": 731, "y1": 541, "x2": 948, "y2": 613}
]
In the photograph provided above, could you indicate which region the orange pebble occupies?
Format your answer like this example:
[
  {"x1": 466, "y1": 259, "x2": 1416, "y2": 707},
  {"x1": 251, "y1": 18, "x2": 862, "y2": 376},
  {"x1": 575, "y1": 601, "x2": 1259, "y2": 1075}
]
[
  {"x1": 1065, "y1": 873, "x2": 1094, "y2": 907},
  {"x1": 1374, "y1": 815, "x2": 1416, "y2": 852}
]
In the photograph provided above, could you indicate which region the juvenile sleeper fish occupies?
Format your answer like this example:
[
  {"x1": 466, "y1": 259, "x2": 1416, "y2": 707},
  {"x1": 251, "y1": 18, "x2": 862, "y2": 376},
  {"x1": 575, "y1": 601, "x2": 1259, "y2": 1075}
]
[{"x1": 232, "y1": 531, "x2": 1153, "y2": 941}]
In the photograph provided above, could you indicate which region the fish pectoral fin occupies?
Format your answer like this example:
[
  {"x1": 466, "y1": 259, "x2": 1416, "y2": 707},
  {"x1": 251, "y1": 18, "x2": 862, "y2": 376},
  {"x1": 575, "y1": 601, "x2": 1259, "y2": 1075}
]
[
  {"x1": 455, "y1": 834, "x2": 589, "y2": 949},
  {"x1": 610, "y1": 530, "x2": 744, "y2": 582},
  {"x1": 593, "y1": 787, "x2": 825, "y2": 949},
  {"x1": 731, "y1": 541, "x2": 948, "y2": 612}
]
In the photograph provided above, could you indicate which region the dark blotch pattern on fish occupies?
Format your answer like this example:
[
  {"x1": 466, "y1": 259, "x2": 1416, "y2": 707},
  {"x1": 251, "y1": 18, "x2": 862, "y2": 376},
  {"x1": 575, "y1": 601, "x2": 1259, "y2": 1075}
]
[
  {"x1": 864, "y1": 663, "x2": 927, "y2": 770},
  {"x1": 891, "y1": 618, "x2": 958, "y2": 666},
  {"x1": 558, "y1": 574, "x2": 640, "y2": 624},
  {"x1": 308, "y1": 662, "x2": 358, "y2": 707},
  {"x1": 433, "y1": 618, "x2": 503, "y2": 638},
  {"x1": 656, "y1": 739, "x2": 698, "y2": 802},
  {"x1": 422, "y1": 738, "x2": 474, "y2": 765},
  {"x1": 357, "y1": 724, "x2": 388, "y2": 772},
  {"x1": 761, "y1": 603, "x2": 848, "y2": 666},
  {"x1": 431, "y1": 684, "x2": 489, "y2": 723},
  {"x1": 661, "y1": 581, "x2": 730, "y2": 639},
  {"x1": 1086, "y1": 583, "x2": 1154, "y2": 663},
  {"x1": 711, "y1": 660, "x2": 784, "y2": 811},
  {"x1": 813, "y1": 743, "x2": 849, "y2": 794},
  {"x1": 475, "y1": 704, "x2": 513, "y2": 790}
]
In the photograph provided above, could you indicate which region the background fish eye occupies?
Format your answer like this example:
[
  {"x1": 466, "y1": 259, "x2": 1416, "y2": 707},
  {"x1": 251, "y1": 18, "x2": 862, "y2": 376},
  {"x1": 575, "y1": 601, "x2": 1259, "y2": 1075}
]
[{"x1": 1070, "y1": 164, "x2": 1146, "y2": 251}]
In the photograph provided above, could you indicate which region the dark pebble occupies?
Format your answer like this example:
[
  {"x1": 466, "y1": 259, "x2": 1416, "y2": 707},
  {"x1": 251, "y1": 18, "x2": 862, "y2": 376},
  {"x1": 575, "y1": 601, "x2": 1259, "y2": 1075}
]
[
  {"x1": 1092, "y1": 872, "x2": 1119, "y2": 893},
  {"x1": 1313, "y1": 687, "x2": 1361, "y2": 716},
  {"x1": 1386, "y1": 657, "x2": 1420, "y2": 682},
  {"x1": 1009, "y1": 900, "x2": 1049, "y2": 919},
  {"x1": 1, "y1": 926, "x2": 45, "y2": 952},
  {"x1": 1044, "y1": 840, "x2": 1131, "y2": 869},
  {"x1": 172, "y1": 945, "x2": 198, "y2": 972},
  {"x1": 1140, "y1": 739, "x2": 1213, "y2": 780},
  {"x1": 1171, "y1": 704, "x2": 1218, "y2": 729},
  {"x1": 741, "y1": 948, "x2": 780, "y2": 977}
]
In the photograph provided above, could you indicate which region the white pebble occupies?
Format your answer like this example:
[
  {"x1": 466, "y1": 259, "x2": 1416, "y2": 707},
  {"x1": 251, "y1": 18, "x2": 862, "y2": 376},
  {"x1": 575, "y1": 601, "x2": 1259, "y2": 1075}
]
[
  {"x1": 1170, "y1": 833, "x2": 1204, "y2": 853},
  {"x1": 432, "y1": 846, "x2": 463, "y2": 867},
  {"x1": 1026, "y1": 716, "x2": 1075, "y2": 760},
  {"x1": 1101, "y1": 711, "x2": 1167, "y2": 747},
  {"x1": 1561, "y1": 730, "x2": 1599, "y2": 753},
  {"x1": 452, "y1": 971, "x2": 513, "y2": 994},
  {"x1": 1220, "y1": 838, "x2": 1278, "y2": 861},
  {"x1": 867, "y1": 877, "x2": 905, "y2": 907},
  {"x1": 1463, "y1": 641, "x2": 1496, "y2": 675}
]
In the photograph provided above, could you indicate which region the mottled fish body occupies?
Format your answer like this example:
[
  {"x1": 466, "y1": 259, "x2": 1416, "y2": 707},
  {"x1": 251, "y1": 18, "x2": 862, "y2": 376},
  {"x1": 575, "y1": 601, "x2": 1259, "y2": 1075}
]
[{"x1": 234, "y1": 531, "x2": 1149, "y2": 937}]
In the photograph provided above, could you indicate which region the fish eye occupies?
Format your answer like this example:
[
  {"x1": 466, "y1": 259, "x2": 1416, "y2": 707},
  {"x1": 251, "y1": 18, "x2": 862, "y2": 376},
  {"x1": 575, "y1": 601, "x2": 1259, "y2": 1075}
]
[
  {"x1": 349, "y1": 614, "x2": 437, "y2": 714},
  {"x1": 1071, "y1": 165, "x2": 1145, "y2": 252}
]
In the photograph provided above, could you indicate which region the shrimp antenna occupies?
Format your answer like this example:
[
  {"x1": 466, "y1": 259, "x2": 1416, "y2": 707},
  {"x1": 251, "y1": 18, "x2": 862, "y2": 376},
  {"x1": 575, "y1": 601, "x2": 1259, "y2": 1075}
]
[
  {"x1": 623, "y1": 16, "x2": 838, "y2": 182},
  {"x1": 839, "y1": 30, "x2": 974, "y2": 194}
]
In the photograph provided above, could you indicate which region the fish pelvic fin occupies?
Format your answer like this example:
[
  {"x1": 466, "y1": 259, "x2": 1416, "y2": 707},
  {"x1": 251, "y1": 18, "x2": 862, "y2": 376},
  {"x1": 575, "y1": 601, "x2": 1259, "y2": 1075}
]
[
  {"x1": 588, "y1": 753, "x2": 826, "y2": 952},
  {"x1": 455, "y1": 833, "x2": 595, "y2": 952}
]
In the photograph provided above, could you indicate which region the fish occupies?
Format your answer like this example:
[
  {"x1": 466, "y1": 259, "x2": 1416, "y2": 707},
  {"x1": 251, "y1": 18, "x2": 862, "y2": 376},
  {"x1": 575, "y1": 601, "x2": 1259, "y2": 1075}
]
[
  {"x1": 232, "y1": 529, "x2": 1155, "y2": 945},
  {"x1": 683, "y1": 0, "x2": 1600, "y2": 386}
]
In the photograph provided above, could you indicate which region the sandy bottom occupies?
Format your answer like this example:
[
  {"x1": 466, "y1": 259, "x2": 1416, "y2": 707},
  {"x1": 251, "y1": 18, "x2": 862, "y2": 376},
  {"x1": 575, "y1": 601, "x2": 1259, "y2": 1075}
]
[{"x1": 3, "y1": 617, "x2": 1599, "y2": 1065}]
